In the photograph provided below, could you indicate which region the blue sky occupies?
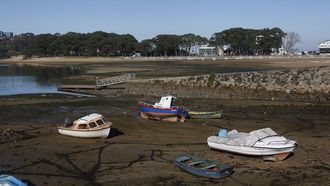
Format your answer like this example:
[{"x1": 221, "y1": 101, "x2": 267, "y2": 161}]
[{"x1": 1, "y1": 0, "x2": 329, "y2": 50}]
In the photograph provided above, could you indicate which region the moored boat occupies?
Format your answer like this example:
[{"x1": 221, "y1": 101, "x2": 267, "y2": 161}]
[
  {"x1": 57, "y1": 113, "x2": 112, "y2": 139},
  {"x1": 174, "y1": 154, "x2": 234, "y2": 178},
  {"x1": 207, "y1": 128, "x2": 296, "y2": 161},
  {"x1": 189, "y1": 110, "x2": 222, "y2": 119},
  {"x1": 138, "y1": 96, "x2": 189, "y2": 122},
  {"x1": 0, "y1": 175, "x2": 27, "y2": 186}
]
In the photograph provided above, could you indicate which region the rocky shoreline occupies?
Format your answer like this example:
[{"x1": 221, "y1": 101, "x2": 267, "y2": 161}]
[{"x1": 126, "y1": 67, "x2": 330, "y2": 102}]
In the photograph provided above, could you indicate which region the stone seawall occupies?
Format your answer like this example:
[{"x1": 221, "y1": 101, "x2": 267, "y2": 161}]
[{"x1": 125, "y1": 67, "x2": 330, "y2": 102}]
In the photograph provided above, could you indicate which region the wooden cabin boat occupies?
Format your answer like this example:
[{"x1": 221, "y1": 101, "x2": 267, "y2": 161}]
[
  {"x1": 174, "y1": 154, "x2": 234, "y2": 178},
  {"x1": 58, "y1": 113, "x2": 112, "y2": 139},
  {"x1": 207, "y1": 128, "x2": 296, "y2": 161},
  {"x1": 138, "y1": 96, "x2": 189, "y2": 122}
]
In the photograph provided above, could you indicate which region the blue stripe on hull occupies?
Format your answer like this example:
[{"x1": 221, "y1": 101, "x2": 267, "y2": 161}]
[{"x1": 140, "y1": 106, "x2": 189, "y2": 118}]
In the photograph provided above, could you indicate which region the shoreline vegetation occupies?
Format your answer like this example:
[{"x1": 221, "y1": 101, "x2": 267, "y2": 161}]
[{"x1": 0, "y1": 27, "x2": 304, "y2": 59}]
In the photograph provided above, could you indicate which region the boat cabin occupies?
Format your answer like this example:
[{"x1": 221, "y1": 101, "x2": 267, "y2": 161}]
[
  {"x1": 72, "y1": 113, "x2": 110, "y2": 130},
  {"x1": 154, "y1": 96, "x2": 176, "y2": 108}
]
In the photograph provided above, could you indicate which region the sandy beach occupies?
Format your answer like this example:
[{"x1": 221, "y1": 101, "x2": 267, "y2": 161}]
[{"x1": 0, "y1": 57, "x2": 330, "y2": 185}]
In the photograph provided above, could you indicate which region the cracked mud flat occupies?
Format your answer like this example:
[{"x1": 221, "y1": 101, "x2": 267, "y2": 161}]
[
  {"x1": 0, "y1": 95, "x2": 329, "y2": 185},
  {"x1": 1, "y1": 57, "x2": 330, "y2": 185}
]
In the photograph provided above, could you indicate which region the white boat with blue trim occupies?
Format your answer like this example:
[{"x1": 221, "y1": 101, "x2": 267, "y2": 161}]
[
  {"x1": 207, "y1": 128, "x2": 296, "y2": 161},
  {"x1": 0, "y1": 175, "x2": 27, "y2": 186}
]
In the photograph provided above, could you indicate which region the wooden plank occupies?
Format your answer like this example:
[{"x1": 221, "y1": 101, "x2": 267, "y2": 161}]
[
  {"x1": 188, "y1": 161, "x2": 203, "y2": 166},
  {"x1": 58, "y1": 85, "x2": 97, "y2": 90},
  {"x1": 202, "y1": 164, "x2": 217, "y2": 169},
  {"x1": 96, "y1": 73, "x2": 136, "y2": 87}
]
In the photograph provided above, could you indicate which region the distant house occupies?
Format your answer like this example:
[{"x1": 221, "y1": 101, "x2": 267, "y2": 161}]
[
  {"x1": 189, "y1": 44, "x2": 223, "y2": 56},
  {"x1": 0, "y1": 31, "x2": 14, "y2": 39},
  {"x1": 319, "y1": 40, "x2": 330, "y2": 53},
  {"x1": 132, "y1": 53, "x2": 141, "y2": 57},
  {"x1": 271, "y1": 46, "x2": 286, "y2": 55}
]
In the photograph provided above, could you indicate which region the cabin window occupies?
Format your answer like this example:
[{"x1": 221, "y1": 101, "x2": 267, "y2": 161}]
[
  {"x1": 89, "y1": 122, "x2": 97, "y2": 128},
  {"x1": 102, "y1": 118, "x2": 109, "y2": 123},
  {"x1": 96, "y1": 119, "x2": 104, "y2": 125},
  {"x1": 77, "y1": 124, "x2": 88, "y2": 129}
]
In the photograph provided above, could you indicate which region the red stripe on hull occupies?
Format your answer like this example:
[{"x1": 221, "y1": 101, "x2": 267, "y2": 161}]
[{"x1": 143, "y1": 112, "x2": 179, "y2": 117}]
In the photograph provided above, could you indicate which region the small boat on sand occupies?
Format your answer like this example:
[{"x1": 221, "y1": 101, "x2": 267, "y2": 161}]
[
  {"x1": 138, "y1": 96, "x2": 189, "y2": 122},
  {"x1": 189, "y1": 110, "x2": 222, "y2": 119},
  {"x1": 207, "y1": 128, "x2": 296, "y2": 161},
  {"x1": 58, "y1": 113, "x2": 112, "y2": 139},
  {"x1": 0, "y1": 174, "x2": 27, "y2": 186},
  {"x1": 174, "y1": 154, "x2": 234, "y2": 178}
]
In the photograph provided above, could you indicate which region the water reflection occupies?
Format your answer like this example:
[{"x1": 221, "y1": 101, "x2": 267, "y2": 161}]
[
  {"x1": 0, "y1": 64, "x2": 84, "y2": 81},
  {"x1": 0, "y1": 64, "x2": 89, "y2": 96},
  {"x1": 0, "y1": 75, "x2": 57, "y2": 96}
]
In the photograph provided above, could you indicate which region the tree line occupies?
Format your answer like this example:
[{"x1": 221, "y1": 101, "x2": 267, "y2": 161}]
[{"x1": 0, "y1": 27, "x2": 299, "y2": 59}]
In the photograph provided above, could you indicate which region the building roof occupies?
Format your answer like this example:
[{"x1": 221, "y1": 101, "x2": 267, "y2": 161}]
[
  {"x1": 319, "y1": 40, "x2": 330, "y2": 48},
  {"x1": 199, "y1": 45, "x2": 216, "y2": 49}
]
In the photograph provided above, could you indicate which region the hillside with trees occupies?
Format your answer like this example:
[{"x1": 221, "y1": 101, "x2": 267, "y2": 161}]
[
  {"x1": 210, "y1": 27, "x2": 285, "y2": 55},
  {"x1": 0, "y1": 27, "x2": 298, "y2": 59},
  {"x1": 6, "y1": 32, "x2": 139, "y2": 58}
]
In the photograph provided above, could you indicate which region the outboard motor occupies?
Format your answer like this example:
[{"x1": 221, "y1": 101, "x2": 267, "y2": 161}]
[{"x1": 63, "y1": 118, "x2": 73, "y2": 127}]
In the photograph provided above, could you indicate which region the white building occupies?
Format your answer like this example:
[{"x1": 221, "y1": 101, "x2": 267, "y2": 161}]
[
  {"x1": 189, "y1": 44, "x2": 222, "y2": 56},
  {"x1": 271, "y1": 47, "x2": 286, "y2": 55},
  {"x1": 0, "y1": 31, "x2": 14, "y2": 39},
  {"x1": 319, "y1": 40, "x2": 330, "y2": 53}
]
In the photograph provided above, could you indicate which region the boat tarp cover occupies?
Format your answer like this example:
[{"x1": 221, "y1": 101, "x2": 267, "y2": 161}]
[
  {"x1": 0, "y1": 174, "x2": 27, "y2": 186},
  {"x1": 208, "y1": 128, "x2": 277, "y2": 147}
]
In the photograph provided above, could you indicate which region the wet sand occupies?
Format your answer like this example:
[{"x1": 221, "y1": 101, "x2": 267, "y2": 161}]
[
  {"x1": 0, "y1": 57, "x2": 330, "y2": 185},
  {"x1": 0, "y1": 95, "x2": 329, "y2": 185}
]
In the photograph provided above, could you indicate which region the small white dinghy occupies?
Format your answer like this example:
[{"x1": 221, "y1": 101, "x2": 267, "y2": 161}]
[
  {"x1": 207, "y1": 128, "x2": 296, "y2": 161},
  {"x1": 58, "y1": 113, "x2": 112, "y2": 139}
]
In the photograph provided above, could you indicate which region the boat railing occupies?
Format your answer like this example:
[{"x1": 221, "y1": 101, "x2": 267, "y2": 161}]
[
  {"x1": 267, "y1": 139, "x2": 293, "y2": 145},
  {"x1": 138, "y1": 101, "x2": 154, "y2": 107}
]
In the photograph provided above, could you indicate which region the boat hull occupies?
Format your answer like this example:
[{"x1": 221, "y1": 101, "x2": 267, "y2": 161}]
[
  {"x1": 208, "y1": 139, "x2": 294, "y2": 161},
  {"x1": 207, "y1": 128, "x2": 296, "y2": 161},
  {"x1": 174, "y1": 155, "x2": 234, "y2": 179},
  {"x1": 189, "y1": 111, "x2": 222, "y2": 119},
  {"x1": 207, "y1": 140, "x2": 295, "y2": 156},
  {"x1": 58, "y1": 127, "x2": 110, "y2": 139},
  {"x1": 139, "y1": 104, "x2": 189, "y2": 122}
]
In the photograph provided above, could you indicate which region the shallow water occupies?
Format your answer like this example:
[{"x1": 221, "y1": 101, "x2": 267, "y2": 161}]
[
  {"x1": 0, "y1": 75, "x2": 57, "y2": 96},
  {"x1": 0, "y1": 64, "x2": 90, "y2": 96}
]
